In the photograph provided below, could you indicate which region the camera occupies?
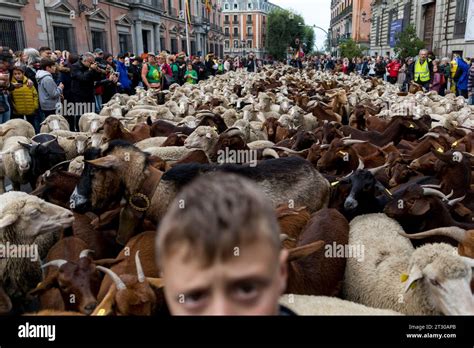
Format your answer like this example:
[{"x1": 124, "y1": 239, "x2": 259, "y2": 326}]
[{"x1": 96, "y1": 63, "x2": 107, "y2": 70}]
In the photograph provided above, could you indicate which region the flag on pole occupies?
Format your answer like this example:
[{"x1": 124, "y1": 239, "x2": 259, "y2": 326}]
[
  {"x1": 205, "y1": 0, "x2": 212, "y2": 13},
  {"x1": 185, "y1": 0, "x2": 192, "y2": 29}
]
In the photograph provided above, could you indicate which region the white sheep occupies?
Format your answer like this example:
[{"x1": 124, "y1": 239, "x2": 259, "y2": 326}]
[
  {"x1": 0, "y1": 191, "x2": 74, "y2": 302},
  {"x1": 0, "y1": 119, "x2": 35, "y2": 149},
  {"x1": 279, "y1": 295, "x2": 402, "y2": 315},
  {"x1": 78, "y1": 113, "x2": 106, "y2": 133},
  {"x1": 343, "y1": 214, "x2": 474, "y2": 315},
  {"x1": 56, "y1": 134, "x2": 90, "y2": 160},
  {"x1": 68, "y1": 156, "x2": 84, "y2": 176},
  {"x1": 135, "y1": 137, "x2": 168, "y2": 150},
  {"x1": 40, "y1": 114, "x2": 70, "y2": 133},
  {"x1": 0, "y1": 136, "x2": 32, "y2": 193}
]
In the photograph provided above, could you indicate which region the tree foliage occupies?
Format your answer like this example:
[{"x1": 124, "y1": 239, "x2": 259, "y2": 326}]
[
  {"x1": 339, "y1": 38, "x2": 366, "y2": 59},
  {"x1": 394, "y1": 24, "x2": 425, "y2": 60},
  {"x1": 266, "y1": 9, "x2": 314, "y2": 60}
]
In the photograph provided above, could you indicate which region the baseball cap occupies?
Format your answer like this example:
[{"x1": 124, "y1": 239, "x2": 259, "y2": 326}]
[{"x1": 94, "y1": 48, "x2": 104, "y2": 54}]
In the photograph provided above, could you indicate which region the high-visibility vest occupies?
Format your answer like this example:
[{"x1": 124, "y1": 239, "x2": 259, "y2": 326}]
[{"x1": 414, "y1": 59, "x2": 430, "y2": 82}]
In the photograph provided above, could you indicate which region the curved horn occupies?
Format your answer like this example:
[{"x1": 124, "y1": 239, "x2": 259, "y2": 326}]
[
  {"x1": 398, "y1": 227, "x2": 467, "y2": 243},
  {"x1": 272, "y1": 146, "x2": 308, "y2": 155},
  {"x1": 96, "y1": 266, "x2": 127, "y2": 291},
  {"x1": 421, "y1": 184, "x2": 442, "y2": 189},
  {"x1": 422, "y1": 188, "x2": 453, "y2": 201},
  {"x1": 448, "y1": 195, "x2": 466, "y2": 206},
  {"x1": 320, "y1": 144, "x2": 330, "y2": 149},
  {"x1": 262, "y1": 148, "x2": 280, "y2": 159},
  {"x1": 340, "y1": 170, "x2": 354, "y2": 180},
  {"x1": 357, "y1": 158, "x2": 365, "y2": 170},
  {"x1": 367, "y1": 163, "x2": 388, "y2": 175},
  {"x1": 280, "y1": 234, "x2": 296, "y2": 243},
  {"x1": 79, "y1": 249, "x2": 94, "y2": 259},
  {"x1": 42, "y1": 136, "x2": 59, "y2": 147},
  {"x1": 135, "y1": 251, "x2": 145, "y2": 283},
  {"x1": 42, "y1": 260, "x2": 68, "y2": 269},
  {"x1": 420, "y1": 132, "x2": 440, "y2": 140},
  {"x1": 342, "y1": 139, "x2": 368, "y2": 146},
  {"x1": 48, "y1": 160, "x2": 72, "y2": 173}
]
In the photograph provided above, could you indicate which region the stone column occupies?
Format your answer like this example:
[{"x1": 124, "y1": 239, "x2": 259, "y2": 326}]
[
  {"x1": 154, "y1": 24, "x2": 162, "y2": 53},
  {"x1": 135, "y1": 20, "x2": 144, "y2": 55}
]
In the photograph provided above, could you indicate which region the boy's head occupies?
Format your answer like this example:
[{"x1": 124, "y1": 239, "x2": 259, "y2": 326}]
[
  {"x1": 12, "y1": 65, "x2": 25, "y2": 81},
  {"x1": 40, "y1": 58, "x2": 56, "y2": 73},
  {"x1": 156, "y1": 173, "x2": 288, "y2": 315},
  {"x1": 187, "y1": 63, "x2": 193, "y2": 70}
]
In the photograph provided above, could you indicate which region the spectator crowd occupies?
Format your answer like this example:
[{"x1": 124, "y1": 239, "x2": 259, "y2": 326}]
[{"x1": 0, "y1": 45, "x2": 473, "y2": 135}]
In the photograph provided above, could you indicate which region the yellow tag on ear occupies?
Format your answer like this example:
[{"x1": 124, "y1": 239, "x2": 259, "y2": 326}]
[
  {"x1": 97, "y1": 308, "x2": 106, "y2": 316},
  {"x1": 436, "y1": 147, "x2": 444, "y2": 153},
  {"x1": 212, "y1": 126, "x2": 218, "y2": 131},
  {"x1": 409, "y1": 123, "x2": 415, "y2": 128},
  {"x1": 410, "y1": 282, "x2": 417, "y2": 290},
  {"x1": 400, "y1": 273, "x2": 409, "y2": 283},
  {"x1": 451, "y1": 141, "x2": 458, "y2": 148},
  {"x1": 338, "y1": 151, "x2": 348, "y2": 157},
  {"x1": 331, "y1": 181, "x2": 340, "y2": 187},
  {"x1": 385, "y1": 189, "x2": 393, "y2": 197}
]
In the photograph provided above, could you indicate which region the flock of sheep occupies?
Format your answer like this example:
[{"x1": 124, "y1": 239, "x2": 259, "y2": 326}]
[{"x1": 0, "y1": 64, "x2": 474, "y2": 316}]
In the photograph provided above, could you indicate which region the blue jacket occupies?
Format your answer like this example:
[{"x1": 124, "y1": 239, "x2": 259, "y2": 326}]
[
  {"x1": 456, "y1": 57, "x2": 470, "y2": 91},
  {"x1": 116, "y1": 60, "x2": 131, "y2": 90}
]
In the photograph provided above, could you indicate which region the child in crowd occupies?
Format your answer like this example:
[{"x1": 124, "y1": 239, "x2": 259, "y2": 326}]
[
  {"x1": 184, "y1": 63, "x2": 198, "y2": 85},
  {"x1": 156, "y1": 173, "x2": 292, "y2": 316},
  {"x1": 36, "y1": 58, "x2": 63, "y2": 118},
  {"x1": 10, "y1": 65, "x2": 39, "y2": 131}
]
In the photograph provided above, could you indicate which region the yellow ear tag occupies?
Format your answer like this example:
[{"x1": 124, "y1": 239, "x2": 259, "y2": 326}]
[
  {"x1": 410, "y1": 282, "x2": 417, "y2": 290},
  {"x1": 436, "y1": 147, "x2": 444, "y2": 153},
  {"x1": 338, "y1": 151, "x2": 348, "y2": 156},
  {"x1": 331, "y1": 181, "x2": 340, "y2": 187},
  {"x1": 451, "y1": 141, "x2": 458, "y2": 148},
  {"x1": 400, "y1": 273, "x2": 409, "y2": 283},
  {"x1": 212, "y1": 126, "x2": 218, "y2": 131},
  {"x1": 409, "y1": 123, "x2": 415, "y2": 128},
  {"x1": 385, "y1": 189, "x2": 393, "y2": 197},
  {"x1": 97, "y1": 308, "x2": 106, "y2": 316}
]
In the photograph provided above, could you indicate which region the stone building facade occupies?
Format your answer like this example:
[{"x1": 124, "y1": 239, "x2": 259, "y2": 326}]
[
  {"x1": 221, "y1": 0, "x2": 280, "y2": 58},
  {"x1": 0, "y1": 0, "x2": 225, "y2": 57}
]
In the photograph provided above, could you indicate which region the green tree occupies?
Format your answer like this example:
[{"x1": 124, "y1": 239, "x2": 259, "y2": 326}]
[
  {"x1": 339, "y1": 38, "x2": 366, "y2": 59},
  {"x1": 266, "y1": 9, "x2": 312, "y2": 60},
  {"x1": 394, "y1": 24, "x2": 425, "y2": 60}
]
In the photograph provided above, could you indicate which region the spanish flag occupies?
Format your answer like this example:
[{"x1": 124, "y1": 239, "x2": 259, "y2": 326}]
[
  {"x1": 205, "y1": 0, "x2": 212, "y2": 13},
  {"x1": 185, "y1": 0, "x2": 192, "y2": 28}
]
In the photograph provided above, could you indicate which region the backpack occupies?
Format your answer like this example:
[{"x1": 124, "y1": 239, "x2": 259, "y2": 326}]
[{"x1": 439, "y1": 72, "x2": 446, "y2": 86}]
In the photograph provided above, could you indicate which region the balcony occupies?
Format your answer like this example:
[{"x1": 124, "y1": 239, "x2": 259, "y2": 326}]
[
  {"x1": 247, "y1": 33, "x2": 253, "y2": 38},
  {"x1": 224, "y1": 20, "x2": 230, "y2": 25},
  {"x1": 330, "y1": 4, "x2": 353, "y2": 26},
  {"x1": 246, "y1": 18, "x2": 253, "y2": 24},
  {"x1": 232, "y1": 19, "x2": 239, "y2": 24},
  {"x1": 224, "y1": 32, "x2": 230, "y2": 37},
  {"x1": 128, "y1": 0, "x2": 164, "y2": 11}
]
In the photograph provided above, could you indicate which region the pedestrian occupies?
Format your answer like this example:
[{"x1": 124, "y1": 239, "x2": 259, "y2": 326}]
[
  {"x1": 184, "y1": 63, "x2": 198, "y2": 84},
  {"x1": 374, "y1": 56, "x2": 386, "y2": 79},
  {"x1": 10, "y1": 65, "x2": 39, "y2": 132},
  {"x1": 216, "y1": 58, "x2": 225, "y2": 75},
  {"x1": 115, "y1": 53, "x2": 132, "y2": 95},
  {"x1": 141, "y1": 52, "x2": 161, "y2": 90},
  {"x1": 411, "y1": 49, "x2": 432, "y2": 90},
  {"x1": 386, "y1": 57, "x2": 401, "y2": 84},
  {"x1": 454, "y1": 55, "x2": 470, "y2": 98},
  {"x1": 367, "y1": 57, "x2": 376, "y2": 77},
  {"x1": 438, "y1": 57, "x2": 451, "y2": 96},
  {"x1": 224, "y1": 57, "x2": 231, "y2": 72},
  {"x1": 158, "y1": 52, "x2": 172, "y2": 90},
  {"x1": 0, "y1": 49, "x2": 13, "y2": 124},
  {"x1": 468, "y1": 62, "x2": 474, "y2": 105},
  {"x1": 70, "y1": 52, "x2": 104, "y2": 129},
  {"x1": 429, "y1": 63, "x2": 444, "y2": 94},
  {"x1": 36, "y1": 58, "x2": 63, "y2": 119},
  {"x1": 21, "y1": 48, "x2": 41, "y2": 90},
  {"x1": 128, "y1": 56, "x2": 143, "y2": 92}
]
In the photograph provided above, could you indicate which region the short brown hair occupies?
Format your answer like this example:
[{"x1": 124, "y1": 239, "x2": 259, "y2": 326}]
[
  {"x1": 156, "y1": 173, "x2": 280, "y2": 267},
  {"x1": 39, "y1": 57, "x2": 56, "y2": 70}
]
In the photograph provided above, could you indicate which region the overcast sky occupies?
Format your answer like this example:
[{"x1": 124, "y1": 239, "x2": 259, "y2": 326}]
[{"x1": 270, "y1": 0, "x2": 331, "y2": 51}]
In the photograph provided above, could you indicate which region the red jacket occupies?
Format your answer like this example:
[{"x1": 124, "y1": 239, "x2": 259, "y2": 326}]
[{"x1": 386, "y1": 61, "x2": 401, "y2": 78}]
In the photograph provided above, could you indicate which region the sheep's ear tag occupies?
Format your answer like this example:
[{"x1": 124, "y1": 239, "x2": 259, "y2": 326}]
[
  {"x1": 451, "y1": 141, "x2": 458, "y2": 148},
  {"x1": 212, "y1": 126, "x2": 218, "y2": 131},
  {"x1": 338, "y1": 151, "x2": 348, "y2": 156},
  {"x1": 400, "y1": 273, "x2": 409, "y2": 283},
  {"x1": 385, "y1": 188, "x2": 393, "y2": 197},
  {"x1": 436, "y1": 147, "x2": 444, "y2": 153},
  {"x1": 97, "y1": 308, "x2": 106, "y2": 316},
  {"x1": 409, "y1": 123, "x2": 415, "y2": 128},
  {"x1": 331, "y1": 181, "x2": 340, "y2": 187}
]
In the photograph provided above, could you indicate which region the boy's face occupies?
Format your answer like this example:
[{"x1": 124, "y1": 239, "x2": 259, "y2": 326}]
[
  {"x1": 162, "y1": 238, "x2": 288, "y2": 315},
  {"x1": 13, "y1": 70, "x2": 23, "y2": 81}
]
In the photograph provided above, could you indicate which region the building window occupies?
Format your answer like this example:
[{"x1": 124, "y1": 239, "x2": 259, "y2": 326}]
[
  {"x1": 233, "y1": 27, "x2": 239, "y2": 36},
  {"x1": 91, "y1": 30, "x2": 106, "y2": 51},
  {"x1": 233, "y1": 39, "x2": 238, "y2": 48},
  {"x1": 247, "y1": 26, "x2": 252, "y2": 35},
  {"x1": 225, "y1": 15, "x2": 229, "y2": 22},
  {"x1": 454, "y1": 0, "x2": 468, "y2": 37},
  {"x1": 248, "y1": 2, "x2": 252, "y2": 9},
  {"x1": 225, "y1": 40, "x2": 229, "y2": 48},
  {"x1": 247, "y1": 14, "x2": 252, "y2": 22},
  {"x1": 118, "y1": 33, "x2": 131, "y2": 53},
  {"x1": 160, "y1": 37, "x2": 166, "y2": 51},
  {"x1": 53, "y1": 26, "x2": 74, "y2": 52},
  {"x1": 225, "y1": 27, "x2": 229, "y2": 35},
  {"x1": 0, "y1": 18, "x2": 25, "y2": 51},
  {"x1": 233, "y1": 15, "x2": 238, "y2": 22},
  {"x1": 224, "y1": 3, "x2": 229, "y2": 10},
  {"x1": 168, "y1": 0, "x2": 172, "y2": 12},
  {"x1": 234, "y1": 3, "x2": 238, "y2": 10},
  {"x1": 247, "y1": 39, "x2": 252, "y2": 48},
  {"x1": 171, "y1": 38, "x2": 178, "y2": 53}
]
